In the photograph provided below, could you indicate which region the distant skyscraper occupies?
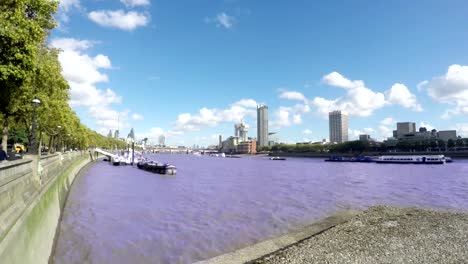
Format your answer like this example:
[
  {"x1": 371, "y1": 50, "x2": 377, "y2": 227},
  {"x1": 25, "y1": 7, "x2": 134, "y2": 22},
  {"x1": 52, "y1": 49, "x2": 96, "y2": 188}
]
[
  {"x1": 257, "y1": 105, "x2": 269, "y2": 147},
  {"x1": 107, "y1": 129, "x2": 113, "y2": 138},
  {"x1": 114, "y1": 130, "x2": 119, "y2": 139},
  {"x1": 158, "y1": 135, "x2": 166, "y2": 146},
  {"x1": 235, "y1": 121, "x2": 248, "y2": 142},
  {"x1": 329, "y1": 111, "x2": 348, "y2": 143}
]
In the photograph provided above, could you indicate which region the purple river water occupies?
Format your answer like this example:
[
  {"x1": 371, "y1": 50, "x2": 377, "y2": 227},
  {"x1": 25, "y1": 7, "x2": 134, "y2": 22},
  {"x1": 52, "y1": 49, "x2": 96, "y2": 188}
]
[{"x1": 52, "y1": 155, "x2": 468, "y2": 264}]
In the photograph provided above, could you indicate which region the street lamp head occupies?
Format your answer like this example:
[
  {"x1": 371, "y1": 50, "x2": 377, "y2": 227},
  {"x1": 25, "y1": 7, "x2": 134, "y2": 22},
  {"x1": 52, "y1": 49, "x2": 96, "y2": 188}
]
[{"x1": 32, "y1": 96, "x2": 41, "y2": 105}]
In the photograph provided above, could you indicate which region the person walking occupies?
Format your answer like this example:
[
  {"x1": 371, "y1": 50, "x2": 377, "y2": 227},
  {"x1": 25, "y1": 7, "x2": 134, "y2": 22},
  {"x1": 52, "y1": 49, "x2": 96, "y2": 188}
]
[{"x1": 0, "y1": 145, "x2": 8, "y2": 162}]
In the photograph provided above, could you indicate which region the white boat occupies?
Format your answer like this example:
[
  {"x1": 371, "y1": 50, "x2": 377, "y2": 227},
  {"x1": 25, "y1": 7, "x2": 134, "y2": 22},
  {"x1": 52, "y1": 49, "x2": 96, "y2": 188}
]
[{"x1": 376, "y1": 155, "x2": 445, "y2": 164}]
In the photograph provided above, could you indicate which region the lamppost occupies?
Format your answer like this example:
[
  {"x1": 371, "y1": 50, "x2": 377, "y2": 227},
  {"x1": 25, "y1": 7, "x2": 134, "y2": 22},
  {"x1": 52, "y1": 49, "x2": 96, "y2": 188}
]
[{"x1": 29, "y1": 96, "x2": 41, "y2": 154}]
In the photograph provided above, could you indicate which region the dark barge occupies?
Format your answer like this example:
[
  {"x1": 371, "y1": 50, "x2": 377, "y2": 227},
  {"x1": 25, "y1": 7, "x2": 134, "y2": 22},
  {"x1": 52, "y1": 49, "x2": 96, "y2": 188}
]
[{"x1": 137, "y1": 161, "x2": 177, "y2": 175}]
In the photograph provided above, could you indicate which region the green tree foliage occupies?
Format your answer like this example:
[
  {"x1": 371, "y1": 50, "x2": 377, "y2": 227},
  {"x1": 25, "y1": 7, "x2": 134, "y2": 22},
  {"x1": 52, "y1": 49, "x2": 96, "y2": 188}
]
[
  {"x1": 447, "y1": 139, "x2": 455, "y2": 150},
  {"x1": 0, "y1": 1, "x2": 130, "y2": 153}
]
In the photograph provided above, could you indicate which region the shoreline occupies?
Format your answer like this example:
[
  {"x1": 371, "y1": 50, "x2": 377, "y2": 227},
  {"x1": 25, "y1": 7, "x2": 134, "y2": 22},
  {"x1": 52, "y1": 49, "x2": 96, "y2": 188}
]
[
  {"x1": 196, "y1": 206, "x2": 468, "y2": 264},
  {"x1": 268, "y1": 151, "x2": 468, "y2": 159},
  {"x1": 252, "y1": 206, "x2": 468, "y2": 264}
]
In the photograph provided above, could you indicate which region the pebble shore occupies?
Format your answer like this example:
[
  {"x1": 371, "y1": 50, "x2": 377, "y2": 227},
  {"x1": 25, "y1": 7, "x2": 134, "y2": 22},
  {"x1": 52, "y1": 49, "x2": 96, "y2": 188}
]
[{"x1": 252, "y1": 206, "x2": 468, "y2": 264}]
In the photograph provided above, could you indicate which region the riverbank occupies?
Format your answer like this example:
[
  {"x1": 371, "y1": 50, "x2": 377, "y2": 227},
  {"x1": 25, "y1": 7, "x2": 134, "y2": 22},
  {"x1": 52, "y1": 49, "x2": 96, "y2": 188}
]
[
  {"x1": 252, "y1": 206, "x2": 468, "y2": 264},
  {"x1": 269, "y1": 151, "x2": 468, "y2": 159}
]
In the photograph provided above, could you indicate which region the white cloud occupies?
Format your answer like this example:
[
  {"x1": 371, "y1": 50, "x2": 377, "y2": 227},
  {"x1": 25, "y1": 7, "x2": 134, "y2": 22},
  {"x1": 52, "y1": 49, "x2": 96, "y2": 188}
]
[
  {"x1": 419, "y1": 122, "x2": 434, "y2": 131},
  {"x1": 50, "y1": 38, "x2": 132, "y2": 133},
  {"x1": 88, "y1": 10, "x2": 150, "y2": 31},
  {"x1": 314, "y1": 72, "x2": 422, "y2": 118},
  {"x1": 348, "y1": 129, "x2": 362, "y2": 140},
  {"x1": 422, "y1": 64, "x2": 468, "y2": 118},
  {"x1": 322, "y1": 71, "x2": 364, "y2": 90},
  {"x1": 455, "y1": 124, "x2": 468, "y2": 137},
  {"x1": 232, "y1": 98, "x2": 258, "y2": 108},
  {"x1": 386, "y1": 83, "x2": 422, "y2": 111},
  {"x1": 216, "y1": 12, "x2": 235, "y2": 29},
  {"x1": 378, "y1": 117, "x2": 396, "y2": 139},
  {"x1": 278, "y1": 90, "x2": 307, "y2": 103},
  {"x1": 381, "y1": 117, "x2": 396, "y2": 126},
  {"x1": 205, "y1": 12, "x2": 235, "y2": 29},
  {"x1": 120, "y1": 0, "x2": 150, "y2": 7},
  {"x1": 363, "y1": 127, "x2": 374, "y2": 133},
  {"x1": 132, "y1": 114, "x2": 144, "y2": 120},
  {"x1": 378, "y1": 125, "x2": 393, "y2": 139},
  {"x1": 57, "y1": 0, "x2": 80, "y2": 23},
  {"x1": 292, "y1": 114, "x2": 302, "y2": 124},
  {"x1": 417, "y1": 80, "x2": 428, "y2": 92},
  {"x1": 174, "y1": 99, "x2": 258, "y2": 132},
  {"x1": 302, "y1": 129, "x2": 312, "y2": 135},
  {"x1": 271, "y1": 103, "x2": 310, "y2": 128}
]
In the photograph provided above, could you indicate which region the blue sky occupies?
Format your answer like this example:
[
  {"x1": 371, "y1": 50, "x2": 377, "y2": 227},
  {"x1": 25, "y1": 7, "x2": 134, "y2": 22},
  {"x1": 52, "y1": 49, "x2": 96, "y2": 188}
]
[{"x1": 51, "y1": 0, "x2": 468, "y2": 146}]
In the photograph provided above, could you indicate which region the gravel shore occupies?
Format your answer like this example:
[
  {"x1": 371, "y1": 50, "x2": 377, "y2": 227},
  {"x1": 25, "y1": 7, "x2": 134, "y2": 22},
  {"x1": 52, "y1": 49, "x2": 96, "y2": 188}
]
[{"x1": 251, "y1": 206, "x2": 468, "y2": 264}]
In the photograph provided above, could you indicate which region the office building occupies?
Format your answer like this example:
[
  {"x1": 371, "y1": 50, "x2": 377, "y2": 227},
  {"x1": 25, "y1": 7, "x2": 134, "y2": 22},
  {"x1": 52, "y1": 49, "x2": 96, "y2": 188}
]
[
  {"x1": 438, "y1": 130, "x2": 457, "y2": 141},
  {"x1": 329, "y1": 111, "x2": 348, "y2": 143},
  {"x1": 257, "y1": 105, "x2": 269, "y2": 147},
  {"x1": 396, "y1": 122, "x2": 416, "y2": 138}
]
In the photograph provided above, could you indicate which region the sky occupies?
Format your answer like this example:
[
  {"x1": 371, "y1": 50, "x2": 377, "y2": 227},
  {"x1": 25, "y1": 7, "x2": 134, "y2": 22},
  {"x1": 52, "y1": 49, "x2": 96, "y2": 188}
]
[{"x1": 50, "y1": 0, "x2": 468, "y2": 146}]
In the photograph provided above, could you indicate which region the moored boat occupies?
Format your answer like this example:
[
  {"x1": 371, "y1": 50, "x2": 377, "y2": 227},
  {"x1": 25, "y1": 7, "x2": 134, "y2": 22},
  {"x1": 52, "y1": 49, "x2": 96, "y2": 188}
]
[
  {"x1": 270, "y1": 157, "x2": 286, "y2": 160},
  {"x1": 376, "y1": 155, "x2": 446, "y2": 164},
  {"x1": 137, "y1": 160, "x2": 177, "y2": 175}
]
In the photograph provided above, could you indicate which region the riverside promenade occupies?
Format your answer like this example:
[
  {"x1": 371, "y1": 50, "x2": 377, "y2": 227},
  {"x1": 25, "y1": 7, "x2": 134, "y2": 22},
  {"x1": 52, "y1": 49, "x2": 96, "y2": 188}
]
[{"x1": 252, "y1": 206, "x2": 468, "y2": 264}]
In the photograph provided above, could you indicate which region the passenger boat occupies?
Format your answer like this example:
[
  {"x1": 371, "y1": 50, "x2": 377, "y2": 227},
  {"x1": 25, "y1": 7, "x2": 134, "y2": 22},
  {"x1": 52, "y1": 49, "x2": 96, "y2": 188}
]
[
  {"x1": 325, "y1": 156, "x2": 374, "y2": 162},
  {"x1": 376, "y1": 155, "x2": 446, "y2": 164},
  {"x1": 270, "y1": 157, "x2": 286, "y2": 160},
  {"x1": 446, "y1": 157, "x2": 453, "y2": 163},
  {"x1": 137, "y1": 160, "x2": 177, "y2": 175}
]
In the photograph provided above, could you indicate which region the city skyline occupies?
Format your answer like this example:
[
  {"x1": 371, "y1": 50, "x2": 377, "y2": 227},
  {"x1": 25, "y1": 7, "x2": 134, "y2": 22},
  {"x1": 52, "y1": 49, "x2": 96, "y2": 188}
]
[{"x1": 50, "y1": 1, "x2": 468, "y2": 146}]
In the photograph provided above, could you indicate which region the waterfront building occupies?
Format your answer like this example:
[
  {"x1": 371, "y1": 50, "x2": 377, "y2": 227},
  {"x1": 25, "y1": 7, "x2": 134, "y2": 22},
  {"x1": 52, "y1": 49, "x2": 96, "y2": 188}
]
[
  {"x1": 359, "y1": 134, "x2": 371, "y2": 141},
  {"x1": 268, "y1": 132, "x2": 279, "y2": 146},
  {"x1": 438, "y1": 130, "x2": 457, "y2": 141},
  {"x1": 329, "y1": 111, "x2": 348, "y2": 143},
  {"x1": 237, "y1": 140, "x2": 257, "y2": 154},
  {"x1": 234, "y1": 121, "x2": 249, "y2": 142},
  {"x1": 218, "y1": 135, "x2": 222, "y2": 149},
  {"x1": 257, "y1": 105, "x2": 269, "y2": 147},
  {"x1": 396, "y1": 122, "x2": 416, "y2": 138}
]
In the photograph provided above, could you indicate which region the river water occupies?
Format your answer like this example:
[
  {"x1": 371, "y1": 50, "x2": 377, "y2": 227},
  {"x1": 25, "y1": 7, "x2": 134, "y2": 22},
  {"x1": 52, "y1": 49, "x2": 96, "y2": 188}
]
[{"x1": 52, "y1": 155, "x2": 468, "y2": 264}]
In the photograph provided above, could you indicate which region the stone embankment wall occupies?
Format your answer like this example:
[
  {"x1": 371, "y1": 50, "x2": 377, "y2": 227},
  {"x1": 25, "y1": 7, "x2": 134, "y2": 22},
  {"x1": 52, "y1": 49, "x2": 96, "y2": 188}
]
[{"x1": 0, "y1": 151, "x2": 91, "y2": 264}]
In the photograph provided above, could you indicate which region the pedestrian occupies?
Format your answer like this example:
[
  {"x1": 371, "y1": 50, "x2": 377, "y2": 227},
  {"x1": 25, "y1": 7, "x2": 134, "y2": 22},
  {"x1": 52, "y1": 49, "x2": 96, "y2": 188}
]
[{"x1": 0, "y1": 145, "x2": 8, "y2": 162}]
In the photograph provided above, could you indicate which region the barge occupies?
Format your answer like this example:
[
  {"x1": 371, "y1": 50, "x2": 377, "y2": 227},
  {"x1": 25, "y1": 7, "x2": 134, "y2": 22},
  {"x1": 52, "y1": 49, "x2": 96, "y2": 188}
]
[{"x1": 137, "y1": 161, "x2": 177, "y2": 175}]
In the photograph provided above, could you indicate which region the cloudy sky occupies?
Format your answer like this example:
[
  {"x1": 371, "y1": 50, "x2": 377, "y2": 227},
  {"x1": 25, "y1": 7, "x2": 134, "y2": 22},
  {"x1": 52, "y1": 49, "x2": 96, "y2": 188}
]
[{"x1": 51, "y1": 0, "x2": 468, "y2": 146}]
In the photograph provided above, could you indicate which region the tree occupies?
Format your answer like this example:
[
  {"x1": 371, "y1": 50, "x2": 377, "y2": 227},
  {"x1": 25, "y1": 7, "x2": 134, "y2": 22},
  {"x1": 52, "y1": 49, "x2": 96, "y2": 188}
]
[
  {"x1": 456, "y1": 138, "x2": 464, "y2": 148},
  {"x1": 0, "y1": 0, "x2": 58, "y2": 151},
  {"x1": 437, "y1": 139, "x2": 446, "y2": 151},
  {"x1": 447, "y1": 139, "x2": 455, "y2": 150}
]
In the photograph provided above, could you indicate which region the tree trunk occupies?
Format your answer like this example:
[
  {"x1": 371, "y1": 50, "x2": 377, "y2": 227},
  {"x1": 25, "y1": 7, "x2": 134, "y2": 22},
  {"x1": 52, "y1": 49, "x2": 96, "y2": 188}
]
[
  {"x1": 2, "y1": 117, "x2": 9, "y2": 152},
  {"x1": 48, "y1": 135, "x2": 53, "y2": 154}
]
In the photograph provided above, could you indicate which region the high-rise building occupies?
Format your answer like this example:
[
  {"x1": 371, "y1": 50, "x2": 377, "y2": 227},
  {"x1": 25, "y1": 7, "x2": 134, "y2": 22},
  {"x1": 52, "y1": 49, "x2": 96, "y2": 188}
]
[
  {"x1": 329, "y1": 111, "x2": 348, "y2": 143},
  {"x1": 158, "y1": 134, "x2": 166, "y2": 146},
  {"x1": 234, "y1": 121, "x2": 248, "y2": 142},
  {"x1": 114, "y1": 130, "x2": 119, "y2": 139},
  {"x1": 257, "y1": 105, "x2": 269, "y2": 147}
]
